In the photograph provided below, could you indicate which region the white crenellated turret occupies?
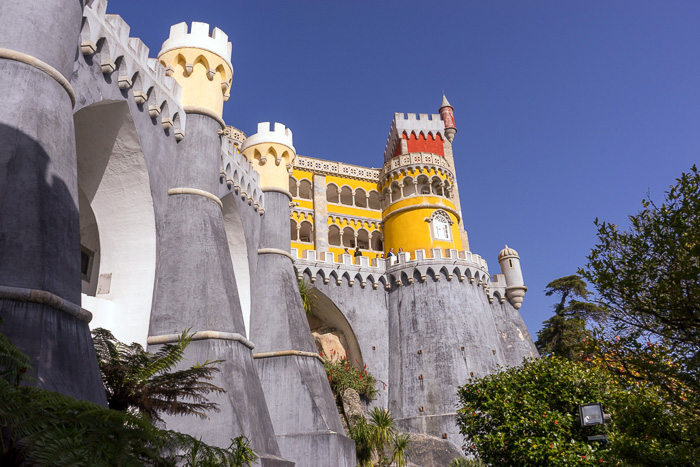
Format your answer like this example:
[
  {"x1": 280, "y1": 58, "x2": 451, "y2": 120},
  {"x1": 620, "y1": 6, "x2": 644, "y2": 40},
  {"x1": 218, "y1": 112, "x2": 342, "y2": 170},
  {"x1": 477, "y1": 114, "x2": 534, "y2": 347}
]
[
  {"x1": 160, "y1": 22, "x2": 233, "y2": 70},
  {"x1": 498, "y1": 245, "x2": 527, "y2": 309},
  {"x1": 157, "y1": 22, "x2": 233, "y2": 117},
  {"x1": 241, "y1": 122, "x2": 296, "y2": 191},
  {"x1": 241, "y1": 122, "x2": 295, "y2": 153}
]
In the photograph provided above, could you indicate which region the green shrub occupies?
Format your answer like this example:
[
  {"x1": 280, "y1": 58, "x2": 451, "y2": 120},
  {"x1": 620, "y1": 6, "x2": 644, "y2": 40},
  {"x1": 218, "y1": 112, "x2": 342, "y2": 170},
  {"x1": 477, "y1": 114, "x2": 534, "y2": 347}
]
[{"x1": 324, "y1": 357, "x2": 378, "y2": 401}]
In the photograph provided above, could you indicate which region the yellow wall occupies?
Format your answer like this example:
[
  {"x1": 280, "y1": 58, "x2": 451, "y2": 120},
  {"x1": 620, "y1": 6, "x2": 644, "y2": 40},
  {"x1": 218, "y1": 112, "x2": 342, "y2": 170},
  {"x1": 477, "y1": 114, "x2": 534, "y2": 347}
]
[
  {"x1": 158, "y1": 48, "x2": 232, "y2": 116},
  {"x1": 291, "y1": 211, "x2": 315, "y2": 256},
  {"x1": 382, "y1": 196, "x2": 462, "y2": 255}
]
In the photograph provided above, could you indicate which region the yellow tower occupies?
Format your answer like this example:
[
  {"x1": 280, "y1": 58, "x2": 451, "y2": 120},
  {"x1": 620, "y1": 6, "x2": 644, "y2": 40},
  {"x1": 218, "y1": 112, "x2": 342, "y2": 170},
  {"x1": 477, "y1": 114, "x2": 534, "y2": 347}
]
[
  {"x1": 240, "y1": 122, "x2": 296, "y2": 192},
  {"x1": 157, "y1": 22, "x2": 233, "y2": 119},
  {"x1": 380, "y1": 112, "x2": 463, "y2": 256}
]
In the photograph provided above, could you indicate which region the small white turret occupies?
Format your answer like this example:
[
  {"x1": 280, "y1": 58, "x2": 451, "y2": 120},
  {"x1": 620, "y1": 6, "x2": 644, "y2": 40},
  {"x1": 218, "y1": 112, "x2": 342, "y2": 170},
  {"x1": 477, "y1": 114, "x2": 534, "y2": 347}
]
[
  {"x1": 240, "y1": 122, "x2": 296, "y2": 191},
  {"x1": 498, "y1": 245, "x2": 527, "y2": 309}
]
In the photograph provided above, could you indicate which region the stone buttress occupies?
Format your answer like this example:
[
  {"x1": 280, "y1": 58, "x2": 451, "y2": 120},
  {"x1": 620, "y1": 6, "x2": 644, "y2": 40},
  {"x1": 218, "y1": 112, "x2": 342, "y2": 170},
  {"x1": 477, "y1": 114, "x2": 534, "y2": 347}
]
[
  {"x1": 147, "y1": 23, "x2": 292, "y2": 466},
  {"x1": 0, "y1": 0, "x2": 106, "y2": 403},
  {"x1": 242, "y1": 123, "x2": 356, "y2": 467}
]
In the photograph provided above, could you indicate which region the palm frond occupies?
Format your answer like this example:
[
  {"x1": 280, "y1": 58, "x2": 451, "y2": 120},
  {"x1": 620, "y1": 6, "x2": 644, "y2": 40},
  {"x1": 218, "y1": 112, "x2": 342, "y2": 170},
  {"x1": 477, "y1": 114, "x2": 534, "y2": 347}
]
[{"x1": 0, "y1": 331, "x2": 32, "y2": 385}]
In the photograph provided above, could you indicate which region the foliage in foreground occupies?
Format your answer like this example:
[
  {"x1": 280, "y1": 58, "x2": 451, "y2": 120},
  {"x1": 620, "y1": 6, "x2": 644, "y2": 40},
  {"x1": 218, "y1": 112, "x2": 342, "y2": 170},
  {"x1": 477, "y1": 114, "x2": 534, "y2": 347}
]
[
  {"x1": 92, "y1": 327, "x2": 225, "y2": 425},
  {"x1": 349, "y1": 408, "x2": 410, "y2": 467},
  {"x1": 580, "y1": 165, "x2": 700, "y2": 418},
  {"x1": 0, "y1": 326, "x2": 256, "y2": 466},
  {"x1": 448, "y1": 458, "x2": 489, "y2": 467},
  {"x1": 297, "y1": 276, "x2": 315, "y2": 317},
  {"x1": 324, "y1": 357, "x2": 378, "y2": 401},
  {"x1": 457, "y1": 356, "x2": 699, "y2": 466}
]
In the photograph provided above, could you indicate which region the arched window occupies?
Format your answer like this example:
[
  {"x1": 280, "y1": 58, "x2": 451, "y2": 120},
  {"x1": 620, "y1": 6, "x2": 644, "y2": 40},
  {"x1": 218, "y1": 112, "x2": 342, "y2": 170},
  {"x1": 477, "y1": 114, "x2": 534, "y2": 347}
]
[
  {"x1": 355, "y1": 188, "x2": 367, "y2": 208},
  {"x1": 430, "y1": 210, "x2": 452, "y2": 241},
  {"x1": 329, "y1": 224, "x2": 341, "y2": 246},
  {"x1": 299, "y1": 221, "x2": 313, "y2": 243},
  {"x1": 390, "y1": 181, "x2": 401, "y2": 202},
  {"x1": 290, "y1": 218, "x2": 298, "y2": 241},
  {"x1": 417, "y1": 175, "x2": 430, "y2": 195},
  {"x1": 402, "y1": 177, "x2": 416, "y2": 197},
  {"x1": 340, "y1": 186, "x2": 353, "y2": 206},
  {"x1": 368, "y1": 190, "x2": 381, "y2": 210},
  {"x1": 327, "y1": 184, "x2": 339, "y2": 203},
  {"x1": 299, "y1": 179, "x2": 312, "y2": 200},
  {"x1": 370, "y1": 231, "x2": 383, "y2": 251},
  {"x1": 431, "y1": 177, "x2": 443, "y2": 196},
  {"x1": 342, "y1": 226, "x2": 355, "y2": 247},
  {"x1": 381, "y1": 188, "x2": 390, "y2": 209},
  {"x1": 289, "y1": 177, "x2": 298, "y2": 197},
  {"x1": 356, "y1": 229, "x2": 369, "y2": 250}
]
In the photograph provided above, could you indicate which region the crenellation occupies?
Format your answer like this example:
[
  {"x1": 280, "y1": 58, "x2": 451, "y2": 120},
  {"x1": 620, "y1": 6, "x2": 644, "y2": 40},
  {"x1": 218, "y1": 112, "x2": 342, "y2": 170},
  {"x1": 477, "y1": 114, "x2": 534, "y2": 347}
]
[
  {"x1": 104, "y1": 14, "x2": 130, "y2": 45},
  {"x1": 159, "y1": 21, "x2": 232, "y2": 69},
  {"x1": 241, "y1": 121, "x2": 295, "y2": 152},
  {"x1": 82, "y1": 1, "x2": 186, "y2": 135}
]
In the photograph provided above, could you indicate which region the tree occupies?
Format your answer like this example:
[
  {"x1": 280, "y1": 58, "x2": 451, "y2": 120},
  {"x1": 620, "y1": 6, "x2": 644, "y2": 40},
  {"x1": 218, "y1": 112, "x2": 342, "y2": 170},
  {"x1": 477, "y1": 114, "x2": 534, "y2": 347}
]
[
  {"x1": 456, "y1": 356, "x2": 699, "y2": 466},
  {"x1": 0, "y1": 325, "x2": 257, "y2": 466},
  {"x1": 92, "y1": 328, "x2": 225, "y2": 425},
  {"x1": 535, "y1": 275, "x2": 605, "y2": 358},
  {"x1": 580, "y1": 165, "x2": 700, "y2": 410},
  {"x1": 347, "y1": 407, "x2": 411, "y2": 467}
]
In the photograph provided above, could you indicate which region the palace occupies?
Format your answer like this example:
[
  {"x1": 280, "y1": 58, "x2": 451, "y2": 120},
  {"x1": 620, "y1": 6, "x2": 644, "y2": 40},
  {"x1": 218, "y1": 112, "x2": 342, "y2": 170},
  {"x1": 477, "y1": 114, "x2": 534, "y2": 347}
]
[{"x1": 0, "y1": 2, "x2": 537, "y2": 466}]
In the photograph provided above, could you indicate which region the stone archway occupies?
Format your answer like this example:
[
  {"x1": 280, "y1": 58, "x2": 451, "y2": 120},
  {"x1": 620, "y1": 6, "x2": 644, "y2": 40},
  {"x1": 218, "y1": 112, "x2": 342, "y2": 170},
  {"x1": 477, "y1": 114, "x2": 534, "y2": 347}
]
[
  {"x1": 75, "y1": 101, "x2": 157, "y2": 345},
  {"x1": 306, "y1": 286, "x2": 364, "y2": 369}
]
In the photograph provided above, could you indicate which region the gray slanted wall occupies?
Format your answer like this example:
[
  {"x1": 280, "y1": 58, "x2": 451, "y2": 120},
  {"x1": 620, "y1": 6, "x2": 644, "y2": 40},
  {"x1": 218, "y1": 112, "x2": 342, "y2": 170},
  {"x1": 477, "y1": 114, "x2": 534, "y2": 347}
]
[
  {"x1": 0, "y1": 0, "x2": 106, "y2": 404},
  {"x1": 250, "y1": 190, "x2": 356, "y2": 467},
  {"x1": 147, "y1": 112, "x2": 292, "y2": 467},
  {"x1": 387, "y1": 269, "x2": 538, "y2": 448}
]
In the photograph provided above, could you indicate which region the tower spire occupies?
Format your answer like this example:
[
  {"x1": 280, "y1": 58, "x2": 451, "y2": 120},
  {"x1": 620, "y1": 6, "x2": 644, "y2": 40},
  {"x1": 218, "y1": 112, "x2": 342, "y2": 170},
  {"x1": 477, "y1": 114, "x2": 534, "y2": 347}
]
[{"x1": 439, "y1": 94, "x2": 457, "y2": 142}]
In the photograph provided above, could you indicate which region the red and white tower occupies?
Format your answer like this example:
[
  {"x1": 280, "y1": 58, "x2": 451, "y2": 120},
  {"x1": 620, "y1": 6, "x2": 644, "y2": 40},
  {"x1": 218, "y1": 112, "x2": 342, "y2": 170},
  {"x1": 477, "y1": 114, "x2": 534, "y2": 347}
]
[{"x1": 439, "y1": 94, "x2": 457, "y2": 142}]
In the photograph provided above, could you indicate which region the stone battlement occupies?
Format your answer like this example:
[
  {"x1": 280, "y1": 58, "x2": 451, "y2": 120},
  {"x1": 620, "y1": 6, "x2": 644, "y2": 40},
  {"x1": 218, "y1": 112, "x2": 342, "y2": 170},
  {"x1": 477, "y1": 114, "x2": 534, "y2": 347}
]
[
  {"x1": 383, "y1": 112, "x2": 446, "y2": 163},
  {"x1": 221, "y1": 136, "x2": 265, "y2": 214},
  {"x1": 241, "y1": 122, "x2": 295, "y2": 153},
  {"x1": 81, "y1": 0, "x2": 186, "y2": 138},
  {"x1": 292, "y1": 247, "x2": 521, "y2": 307},
  {"x1": 293, "y1": 247, "x2": 488, "y2": 283},
  {"x1": 160, "y1": 22, "x2": 232, "y2": 67}
]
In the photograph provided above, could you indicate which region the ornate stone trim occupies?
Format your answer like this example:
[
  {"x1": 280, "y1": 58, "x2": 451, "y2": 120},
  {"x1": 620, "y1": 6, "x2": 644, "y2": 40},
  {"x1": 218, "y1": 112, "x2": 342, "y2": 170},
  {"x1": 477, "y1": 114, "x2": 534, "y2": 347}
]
[
  {"x1": 147, "y1": 331, "x2": 255, "y2": 349},
  {"x1": 293, "y1": 155, "x2": 380, "y2": 182},
  {"x1": 183, "y1": 105, "x2": 225, "y2": 129},
  {"x1": 257, "y1": 248, "x2": 294, "y2": 262},
  {"x1": 383, "y1": 203, "x2": 461, "y2": 223},
  {"x1": 0, "y1": 285, "x2": 92, "y2": 323},
  {"x1": 0, "y1": 48, "x2": 76, "y2": 107},
  {"x1": 168, "y1": 187, "x2": 223, "y2": 209},
  {"x1": 253, "y1": 350, "x2": 324, "y2": 363}
]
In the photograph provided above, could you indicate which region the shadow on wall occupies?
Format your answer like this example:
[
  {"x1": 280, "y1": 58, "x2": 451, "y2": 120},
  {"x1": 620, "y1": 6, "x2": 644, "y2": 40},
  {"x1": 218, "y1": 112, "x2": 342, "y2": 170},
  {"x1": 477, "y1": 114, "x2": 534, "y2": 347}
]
[
  {"x1": 0, "y1": 122, "x2": 106, "y2": 403},
  {"x1": 0, "y1": 122, "x2": 80, "y2": 300}
]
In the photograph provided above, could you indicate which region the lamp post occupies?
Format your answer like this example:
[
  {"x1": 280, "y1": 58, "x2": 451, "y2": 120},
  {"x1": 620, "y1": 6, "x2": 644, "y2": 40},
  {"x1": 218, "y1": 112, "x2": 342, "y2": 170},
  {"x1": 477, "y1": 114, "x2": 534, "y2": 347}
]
[{"x1": 579, "y1": 402, "x2": 611, "y2": 442}]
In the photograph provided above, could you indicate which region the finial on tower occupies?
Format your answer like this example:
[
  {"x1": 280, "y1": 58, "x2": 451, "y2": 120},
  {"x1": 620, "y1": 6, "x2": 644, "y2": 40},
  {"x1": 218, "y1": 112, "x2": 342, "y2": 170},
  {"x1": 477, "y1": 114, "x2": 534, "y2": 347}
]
[{"x1": 439, "y1": 94, "x2": 457, "y2": 143}]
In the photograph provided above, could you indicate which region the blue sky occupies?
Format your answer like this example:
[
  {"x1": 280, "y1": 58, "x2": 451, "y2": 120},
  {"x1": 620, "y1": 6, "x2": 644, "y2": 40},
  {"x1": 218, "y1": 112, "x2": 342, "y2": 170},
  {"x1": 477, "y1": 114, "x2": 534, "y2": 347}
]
[{"x1": 113, "y1": 1, "x2": 700, "y2": 338}]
